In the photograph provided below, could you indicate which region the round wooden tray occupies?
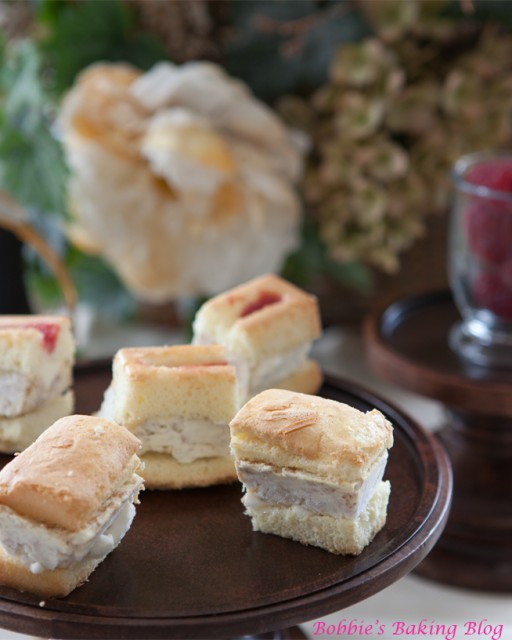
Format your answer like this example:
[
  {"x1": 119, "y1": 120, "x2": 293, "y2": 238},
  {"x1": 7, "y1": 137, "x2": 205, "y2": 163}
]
[
  {"x1": 364, "y1": 289, "x2": 512, "y2": 416},
  {"x1": 0, "y1": 362, "x2": 452, "y2": 639}
]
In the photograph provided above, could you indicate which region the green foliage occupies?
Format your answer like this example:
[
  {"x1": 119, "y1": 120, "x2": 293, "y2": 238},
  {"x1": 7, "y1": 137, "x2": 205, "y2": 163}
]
[
  {"x1": 65, "y1": 247, "x2": 137, "y2": 318},
  {"x1": 0, "y1": 124, "x2": 68, "y2": 217},
  {"x1": 26, "y1": 245, "x2": 137, "y2": 319},
  {"x1": 0, "y1": 34, "x2": 126, "y2": 315},
  {"x1": 224, "y1": 0, "x2": 370, "y2": 101},
  {"x1": 0, "y1": 39, "x2": 68, "y2": 217},
  {"x1": 1, "y1": 39, "x2": 44, "y2": 132},
  {"x1": 282, "y1": 217, "x2": 374, "y2": 294},
  {"x1": 460, "y1": 1, "x2": 512, "y2": 27},
  {"x1": 0, "y1": 1, "x2": 167, "y2": 317},
  {"x1": 38, "y1": 0, "x2": 167, "y2": 96}
]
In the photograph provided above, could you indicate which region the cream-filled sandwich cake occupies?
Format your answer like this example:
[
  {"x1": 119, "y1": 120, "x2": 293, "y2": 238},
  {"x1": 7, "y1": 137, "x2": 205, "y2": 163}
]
[
  {"x1": 98, "y1": 344, "x2": 243, "y2": 489},
  {"x1": 0, "y1": 391, "x2": 74, "y2": 454},
  {"x1": 192, "y1": 274, "x2": 323, "y2": 399},
  {"x1": 229, "y1": 389, "x2": 393, "y2": 555},
  {"x1": 0, "y1": 316, "x2": 74, "y2": 417},
  {"x1": 0, "y1": 316, "x2": 75, "y2": 452},
  {"x1": 0, "y1": 415, "x2": 143, "y2": 597}
]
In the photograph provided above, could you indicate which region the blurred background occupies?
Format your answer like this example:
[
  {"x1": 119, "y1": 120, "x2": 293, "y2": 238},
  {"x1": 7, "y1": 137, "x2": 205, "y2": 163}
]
[{"x1": 1, "y1": 0, "x2": 512, "y2": 347}]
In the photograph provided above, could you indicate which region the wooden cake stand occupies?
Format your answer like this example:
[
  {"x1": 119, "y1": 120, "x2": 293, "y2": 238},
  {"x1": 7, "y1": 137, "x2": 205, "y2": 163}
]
[
  {"x1": 365, "y1": 290, "x2": 512, "y2": 592},
  {"x1": 0, "y1": 362, "x2": 452, "y2": 639}
]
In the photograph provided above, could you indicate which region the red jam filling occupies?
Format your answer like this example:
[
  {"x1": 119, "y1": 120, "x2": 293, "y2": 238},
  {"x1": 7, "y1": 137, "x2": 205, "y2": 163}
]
[
  {"x1": 240, "y1": 291, "x2": 282, "y2": 318},
  {"x1": 25, "y1": 323, "x2": 60, "y2": 353},
  {"x1": 177, "y1": 361, "x2": 228, "y2": 369},
  {"x1": 35, "y1": 323, "x2": 60, "y2": 353},
  {"x1": 0, "y1": 322, "x2": 60, "y2": 353}
]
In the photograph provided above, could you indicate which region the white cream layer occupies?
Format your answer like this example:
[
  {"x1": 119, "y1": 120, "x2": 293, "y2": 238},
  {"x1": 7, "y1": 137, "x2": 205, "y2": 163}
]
[
  {"x1": 249, "y1": 343, "x2": 310, "y2": 392},
  {"x1": 192, "y1": 331, "x2": 310, "y2": 396},
  {"x1": 0, "y1": 391, "x2": 74, "y2": 453},
  {"x1": 0, "y1": 324, "x2": 73, "y2": 417},
  {"x1": 0, "y1": 473, "x2": 143, "y2": 573},
  {"x1": 0, "y1": 369, "x2": 71, "y2": 418},
  {"x1": 0, "y1": 372, "x2": 29, "y2": 417},
  {"x1": 237, "y1": 452, "x2": 388, "y2": 519},
  {"x1": 135, "y1": 418, "x2": 230, "y2": 463},
  {"x1": 242, "y1": 479, "x2": 391, "y2": 523}
]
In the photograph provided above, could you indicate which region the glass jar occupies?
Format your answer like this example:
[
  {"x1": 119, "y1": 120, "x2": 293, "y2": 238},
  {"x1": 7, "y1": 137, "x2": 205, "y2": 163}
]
[{"x1": 449, "y1": 151, "x2": 512, "y2": 368}]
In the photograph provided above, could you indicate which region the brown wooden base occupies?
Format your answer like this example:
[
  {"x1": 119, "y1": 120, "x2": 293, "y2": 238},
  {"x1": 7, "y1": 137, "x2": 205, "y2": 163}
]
[
  {"x1": 365, "y1": 290, "x2": 512, "y2": 592},
  {"x1": 417, "y1": 540, "x2": 512, "y2": 592},
  {"x1": 415, "y1": 412, "x2": 512, "y2": 591}
]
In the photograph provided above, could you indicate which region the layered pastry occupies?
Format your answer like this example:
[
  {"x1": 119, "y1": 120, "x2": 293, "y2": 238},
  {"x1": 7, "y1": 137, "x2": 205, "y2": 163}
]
[
  {"x1": 0, "y1": 391, "x2": 74, "y2": 454},
  {"x1": 98, "y1": 344, "x2": 243, "y2": 489},
  {"x1": 229, "y1": 389, "x2": 393, "y2": 555},
  {"x1": 192, "y1": 274, "x2": 323, "y2": 399},
  {"x1": 0, "y1": 316, "x2": 74, "y2": 417},
  {"x1": 0, "y1": 415, "x2": 143, "y2": 597},
  {"x1": 0, "y1": 316, "x2": 75, "y2": 452}
]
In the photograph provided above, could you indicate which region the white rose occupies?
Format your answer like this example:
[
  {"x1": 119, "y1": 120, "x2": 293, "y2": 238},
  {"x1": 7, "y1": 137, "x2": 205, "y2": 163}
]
[{"x1": 58, "y1": 61, "x2": 304, "y2": 302}]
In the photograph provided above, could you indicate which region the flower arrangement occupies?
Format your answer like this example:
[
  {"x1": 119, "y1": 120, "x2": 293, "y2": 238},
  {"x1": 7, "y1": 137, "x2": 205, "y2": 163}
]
[
  {"x1": 278, "y1": 1, "x2": 512, "y2": 274},
  {"x1": 0, "y1": 0, "x2": 511, "y2": 317}
]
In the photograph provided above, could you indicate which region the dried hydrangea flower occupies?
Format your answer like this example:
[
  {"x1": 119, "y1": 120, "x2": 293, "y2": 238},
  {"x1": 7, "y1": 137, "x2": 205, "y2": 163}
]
[
  {"x1": 330, "y1": 39, "x2": 396, "y2": 88},
  {"x1": 358, "y1": 0, "x2": 420, "y2": 43},
  {"x1": 386, "y1": 81, "x2": 441, "y2": 136},
  {"x1": 276, "y1": 9, "x2": 512, "y2": 278},
  {"x1": 334, "y1": 92, "x2": 385, "y2": 140}
]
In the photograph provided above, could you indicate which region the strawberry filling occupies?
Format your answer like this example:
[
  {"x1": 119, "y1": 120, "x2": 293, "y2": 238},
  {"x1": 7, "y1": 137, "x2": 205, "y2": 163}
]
[
  {"x1": 0, "y1": 322, "x2": 60, "y2": 353},
  {"x1": 240, "y1": 292, "x2": 282, "y2": 318},
  {"x1": 176, "y1": 361, "x2": 228, "y2": 369},
  {"x1": 25, "y1": 323, "x2": 60, "y2": 353}
]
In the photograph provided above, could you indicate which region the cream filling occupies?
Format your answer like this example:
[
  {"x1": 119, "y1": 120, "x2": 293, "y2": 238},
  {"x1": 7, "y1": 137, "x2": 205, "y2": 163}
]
[
  {"x1": 0, "y1": 369, "x2": 71, "y2": 418},
  {"x1": 242, "y1": 480, "x2": 390, "y2": 522},
  {"x1": 0, "y1": 371, "x2": 31, "y2": 417},
  {"x1": 188, "y1": 334, "x2": 251, "y2": 402},
  {"x1": 192, "y1": 332, "x2": 310, "y2": 396},
  {"x1": 135, "y1": 418, "x2": 230, "y2": 463},
  {"x1": 249, "y1": 343, "x2": 310, "y2": 392},
  {"x1": 0, "y1": 473, "x2": 143, "y2": 573},
  {"x1": 0, "y1": 391, "x2": 74, "y2": 453},
  {"x1": 237, "y1": 452, "x2": 387, "y2": 519}
]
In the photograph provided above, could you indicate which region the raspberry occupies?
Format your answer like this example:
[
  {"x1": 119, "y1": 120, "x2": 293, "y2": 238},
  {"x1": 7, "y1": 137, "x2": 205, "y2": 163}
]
[
  {"x1": 471, "y1": 271, "x2": 512, "y2": 321},
  {"x1": 466, "y1": 159, "x2": 512, "y2": 193},
  {"x1": 465, "y1": 201, "x2": 512, "y2": 266},
  {"x1": 500, "y1": 257, "x2": 512, "y2": 291}
]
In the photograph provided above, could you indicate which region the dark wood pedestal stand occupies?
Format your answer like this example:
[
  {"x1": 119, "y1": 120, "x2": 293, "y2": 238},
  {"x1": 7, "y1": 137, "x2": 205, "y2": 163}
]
[
  {"x1": 0, "y1": 363, "x2": 451, "y2": 640},
  {"x1": 365, "y1": 290, "x2": 512, "y2": 592}
]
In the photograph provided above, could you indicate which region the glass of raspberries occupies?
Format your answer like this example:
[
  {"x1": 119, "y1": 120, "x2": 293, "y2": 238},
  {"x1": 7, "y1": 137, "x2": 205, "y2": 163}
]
[{"x1": 449, "y1": 151, "x2": 512, "y2": 368}]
